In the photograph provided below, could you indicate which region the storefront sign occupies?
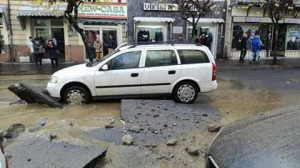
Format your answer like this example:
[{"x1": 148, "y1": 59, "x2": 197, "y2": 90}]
[
  {"x1": 245, "y1": 17, "x2": 272, "y2": 23},
  {"x1": 143, "y1": 3, "x2": 178, "y2": 11},
  {"x1": 173, "y1": 26, "x2": 183, "y2": 34},
  {"x1": 285, "y1": 18, "x2": 300, "y2": 24},
  {"x1": 78, "y1": 3, "x2": 127, "y2": 19}
]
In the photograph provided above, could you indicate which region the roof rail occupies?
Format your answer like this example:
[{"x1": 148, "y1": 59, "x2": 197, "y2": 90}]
[{"x1": 125, "y1": 41, "x2": 202, "y2": 49}]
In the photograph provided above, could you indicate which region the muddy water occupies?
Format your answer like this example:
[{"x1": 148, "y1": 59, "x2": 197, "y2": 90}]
[
  {"x1": 0, "y1": 74, "x2": 298, "y2": 168},
  {"x1": 207, "y1": 78, "x2": 281, "y2": 125}
]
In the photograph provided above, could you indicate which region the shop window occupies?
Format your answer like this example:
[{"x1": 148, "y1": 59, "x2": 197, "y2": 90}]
[
  {"x1": 178, "y1": 50, "x2": 209, "y2": 64},
  {"x1": 286, "y1": 25, "x2": 300, "y2": 50},
  {"x1": 136, "y1": 25, "x2": 166, "y2": 42},
  {"x1": 145, "y1": 50, "x2": 177, "y2": 67},
  {"x1": 232, "y1": 23, "x2": 271, "y2": 51},
  {"x1": 108, "y1": 51, "x2": 141, "y2": 70}
]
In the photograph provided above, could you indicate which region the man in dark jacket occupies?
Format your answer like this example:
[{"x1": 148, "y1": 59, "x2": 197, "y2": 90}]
[
  {"x1": 33, "y1": 38, "x2": 42, "y2": 66},
  {"x1": 239, "y1": 33, "x2": 248, "y2": 63}
]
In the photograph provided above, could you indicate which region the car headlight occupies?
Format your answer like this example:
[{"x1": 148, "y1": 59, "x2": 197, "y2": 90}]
[{"x1": 50, "y1": 76, "x2": 58, "y2": 83}]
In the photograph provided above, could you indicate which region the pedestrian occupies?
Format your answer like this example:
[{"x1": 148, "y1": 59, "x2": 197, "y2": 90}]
[
  {"x1": 250, "y1": 35, "x2": 261, "y2": 64},
  {"x1": 239, "y1": 33, "x2": 248, "y2": 63},
  {"x1": 27, "y1": 36, "x2": 34, "y2": 62},
  {"x1": 33, "y1": 38, "x2": 42, "y2": 66},
  {"x1": 47, "y1": 40, "x2": 58, "y2": 67},
  {"x1": 195, "y1": 34, "x2": 203, "y2": 45},
  {"x1": 108, "y1": 34, "x2": 117, "y2": 54},
  {"x1": 93, "y1": 39, "x2": 103, "y2": 60}
]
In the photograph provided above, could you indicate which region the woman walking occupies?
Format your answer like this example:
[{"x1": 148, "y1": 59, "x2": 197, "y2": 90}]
[{"x1": 47, "y1": 40, "x2": 58, "y2": 67}]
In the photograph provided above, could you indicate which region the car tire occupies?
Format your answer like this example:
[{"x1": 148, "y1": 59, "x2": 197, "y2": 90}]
[
  {"x1": 173, "y1": 81, "x2": 199, "y2": 104},
  {"x1": 63, "y1": 86, "x2": 91, "y2": 104}
]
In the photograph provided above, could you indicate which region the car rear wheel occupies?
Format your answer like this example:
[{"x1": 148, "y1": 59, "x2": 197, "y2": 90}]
[
  {"x1": 173, "y1": 82, "x2": 199, "y2": 104},
  {"x1": 63, "y1": 86, "x2": 91, "y2": 104}
]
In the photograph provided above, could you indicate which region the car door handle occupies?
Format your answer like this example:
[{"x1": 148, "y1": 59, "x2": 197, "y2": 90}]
[
  {"x1": 131, "y1": 73, "x2": 139, "y2": 77},
  {"x1": 168, "y1": 70, "x2": 176, "y2": 75}
]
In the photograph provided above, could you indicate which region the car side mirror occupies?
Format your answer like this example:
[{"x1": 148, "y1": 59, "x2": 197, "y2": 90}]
[{"x1": 101, "y1": 64, "x2": 108, "y2": 71}]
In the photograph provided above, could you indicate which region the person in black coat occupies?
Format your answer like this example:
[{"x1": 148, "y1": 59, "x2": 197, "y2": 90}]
[
  {"x1": 47, "y1": 40, "x2": 58, "y2": 67},
  {"x1": 108, "y1": 34, "x2": 117, "y2": 54},
  {"x1": 239, "y1": 33, "x2": 248, "y2": 63}
]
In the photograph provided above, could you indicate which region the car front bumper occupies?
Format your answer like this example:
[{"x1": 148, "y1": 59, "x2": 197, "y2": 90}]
[{"x1": 47, "y1": 82, "x2": 61, "y2": 98}]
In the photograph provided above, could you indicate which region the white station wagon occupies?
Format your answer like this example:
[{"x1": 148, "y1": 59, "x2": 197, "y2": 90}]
[{"x1": 47, "y1": 44, "x2": 218, "y2": 104}]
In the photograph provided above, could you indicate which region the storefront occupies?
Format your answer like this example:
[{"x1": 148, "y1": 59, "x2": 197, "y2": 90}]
[
  {"x1": 127, "y1": 0, "x2": 226, "y2": 59},
  {"x1": 78, "y1": 2, "x2": 127, "y2": 60},
  {"x1": 229, "y1": 2, "x2": 300, "y2": 59},
  {"x1": 134, "y1": 17, "x2": 174, "y2": 42},
  {"x1": 188, "y1": 18, "x2": 224, "y2": 58},
  {"x1": 17, "y1": 5, "x2": 67, "y2": 62}
]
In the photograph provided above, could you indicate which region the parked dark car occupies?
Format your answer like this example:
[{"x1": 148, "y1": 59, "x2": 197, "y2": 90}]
[{"x1": 205, "y1": 106, "x2": 300, "y2": 168}]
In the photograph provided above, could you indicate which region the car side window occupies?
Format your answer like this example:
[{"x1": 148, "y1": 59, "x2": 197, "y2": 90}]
[
  {"x1": 107, "y1": 51, "x2": 141, "y2": 70},
  {"x1": 145, "y1": 50, "x2": 178, "y2": 67},
  {"x1": 178, "y1": 50, "x2": 210, "y2": 64}
]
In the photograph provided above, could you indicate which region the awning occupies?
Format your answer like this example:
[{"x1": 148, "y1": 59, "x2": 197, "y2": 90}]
[
  {"x1": 18, "y1": 5, "x2": 66, "y2": 17},
  {"x1": 134, "y1": 17, "x2": 175, "y2": 23},
  {"x1": 188, "y1": 18, "x2": 224, "y2": 23},
  {"x1": 79, "y1": 19, "x2": 126, "y2": 25},
  {"x1": 0, "y1": 5, "x2": 9, "y2": 30}
]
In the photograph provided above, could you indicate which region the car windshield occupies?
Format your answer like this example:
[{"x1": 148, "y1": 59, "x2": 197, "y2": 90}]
[{"x1": 86, "y1": 50, "x2": 119, "y2": 67}]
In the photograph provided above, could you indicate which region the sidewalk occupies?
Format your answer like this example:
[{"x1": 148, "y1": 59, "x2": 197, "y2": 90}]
[
  {"x1": 0, "y1": 62, "x2": 78, "y2": 75},
  {"x1": 217, "y1": 57, "x2": 300, "y2": 71},
  {"x1": 0, "y1": 58, "x2": 300, "y2": 75}
]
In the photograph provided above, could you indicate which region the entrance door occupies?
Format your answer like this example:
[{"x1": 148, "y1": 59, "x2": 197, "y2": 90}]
[
  {"x1": 51, "y1": 28, "x2": 65, "y2": 60},
  {"x1": 102, "y1": 29, "x2": 117, "y2": 56},
  {"x1": 84, "y1": 26, "x2": 117, "y2": 61}
]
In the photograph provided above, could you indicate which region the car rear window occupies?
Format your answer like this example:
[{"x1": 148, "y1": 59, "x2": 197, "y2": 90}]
[
  {"x1": 178, "y1": 50, "x2": 210, "y2": 64},
  {"x1": 145, "y1": 50, "x2": 178, "y2": 67}
]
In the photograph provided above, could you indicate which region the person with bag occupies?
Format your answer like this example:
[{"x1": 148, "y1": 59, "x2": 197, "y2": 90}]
[
  {"x1": 33, "y1": 38, "x2": 42, "y2": 66},
  {"x1": 93, "y1": 39, "x2": 103, "y2": 60},
  {"x1": 47, "y1": 40, "x2": 58, "y2": 67}
]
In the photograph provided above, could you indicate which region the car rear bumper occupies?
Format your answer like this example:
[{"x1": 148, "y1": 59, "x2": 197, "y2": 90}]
[{"x1": 199, "y1": 80, "x2": 218, "y2": 92}]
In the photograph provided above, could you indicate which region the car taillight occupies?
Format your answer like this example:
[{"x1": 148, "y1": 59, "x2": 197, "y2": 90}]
[{"x1": 212, "y1": 63, "x2": 217, "y2": 81}]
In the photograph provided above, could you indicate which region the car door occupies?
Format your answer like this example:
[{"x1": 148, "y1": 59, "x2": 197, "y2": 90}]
[
  {"x1": 140, "y1": 49, "x2": 181, "y2": 94},
  {"x1": 94, "y1": 50, "x2": 142, "y2": 96}
]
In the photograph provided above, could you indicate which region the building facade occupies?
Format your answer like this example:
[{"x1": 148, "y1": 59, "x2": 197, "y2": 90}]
[
  {"x1": 0, "y1": 0, "x2": 127, "y2": 63},
  {"x1": 127, "y1": 0, "x2": 227, "y2": 59},
  {"x1": 225, "y1": 0, "x2": 300, "y2": 59}
]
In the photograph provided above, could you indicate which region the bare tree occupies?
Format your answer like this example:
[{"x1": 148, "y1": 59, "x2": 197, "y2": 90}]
[
  {"x1": 266, "y1": 0, "x2": 296, "y2": 64},
  {"x1": 49, "y1": 0, "x2": 92, "y2": 62},
  {"x1": 174, "y1": 0, "x2": 211, "y2": 41}
]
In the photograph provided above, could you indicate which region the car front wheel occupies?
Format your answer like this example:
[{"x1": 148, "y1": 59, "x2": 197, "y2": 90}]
[
  {"x1": 173, "y1": 82, "x2": 199, "y2": 104},
  {"x1": 63, "y1": 86, "x2": 91, "y2": 104}
]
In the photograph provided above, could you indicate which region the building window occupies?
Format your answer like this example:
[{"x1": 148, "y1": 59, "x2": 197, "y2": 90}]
[
  {"x1": 286, "y1": 25, "x2": 300, "y2": 50},
  {"x1": 232, "y1": 23, "x2": 271, "y2": 51},
  {"x1": 136, "y1": 23, "x2": 168, "y2": 42}
]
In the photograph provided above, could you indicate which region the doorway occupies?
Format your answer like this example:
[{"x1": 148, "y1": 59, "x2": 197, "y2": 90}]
[{"x1": 84, "y1": 26, "x2": 118, "y2": 61}]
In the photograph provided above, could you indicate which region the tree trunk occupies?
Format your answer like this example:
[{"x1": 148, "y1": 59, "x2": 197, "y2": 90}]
[
  {"x1": 191, "y1": 23, "x2": 197, "y2": 43},
  {"x1": 272, "y1": 23, "x2": 278, "y2": 65},
  {"x1": 65, "y1": 14, "x2": 93, "y2": 62}
]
